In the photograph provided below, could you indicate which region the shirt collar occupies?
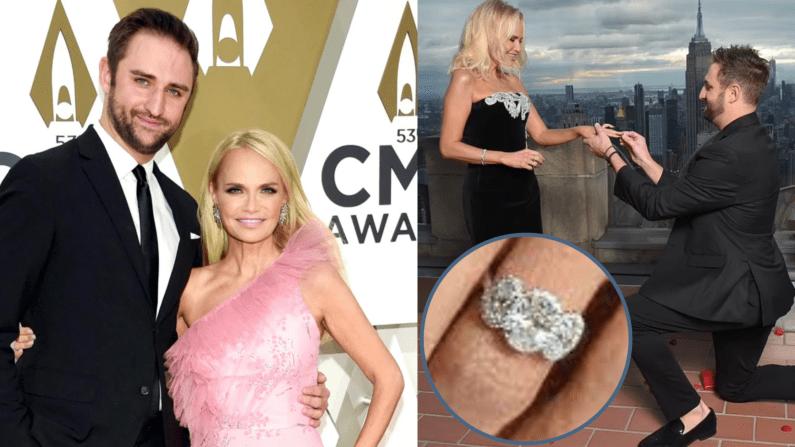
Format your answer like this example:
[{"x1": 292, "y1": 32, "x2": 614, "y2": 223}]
[
  {"x1": 713, "y1": 112, "x2": 761, "y2": 143},
  {"x1": 95, "y1": 122, "x2": 156, "y2": 179}
]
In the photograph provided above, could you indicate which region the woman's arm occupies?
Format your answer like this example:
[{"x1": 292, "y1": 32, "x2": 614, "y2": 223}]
[
  {"x1": 518, "y1": 80, "x2": 619, "y2": 147},
  {"x1": 302, "y1": 264, "x2": 404, "y2": 447},
  {"x1": 516, "y1": 79, "x2": 590, "y2": 147},
  {"x1": 526, "y1": 105, "x2": 593, "y2": 147},
  {"x1": 440, "y1": 70, "x2": 544, "y2": 170}
]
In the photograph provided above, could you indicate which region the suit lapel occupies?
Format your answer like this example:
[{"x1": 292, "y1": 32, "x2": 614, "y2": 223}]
[{"x1": 77, "y1": 127, "x2": 151, "y2": 304}]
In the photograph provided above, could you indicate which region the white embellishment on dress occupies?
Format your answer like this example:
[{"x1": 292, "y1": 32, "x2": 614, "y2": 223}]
[{"x1": 484, "y1": 92, "x2": 531, "y2": 120}]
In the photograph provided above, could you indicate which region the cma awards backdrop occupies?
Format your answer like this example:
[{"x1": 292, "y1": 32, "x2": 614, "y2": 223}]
[{"x1": 0, "y1": 0, "x2": 417, "y2": 445}]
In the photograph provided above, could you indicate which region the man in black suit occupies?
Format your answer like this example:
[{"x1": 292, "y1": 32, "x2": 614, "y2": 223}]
[
  {"x1": 0, "y1": 8, "x2": 327, "y2": 447},
  {"x1": 585, "y1": 45, "x2": 795, "y2": 447}
]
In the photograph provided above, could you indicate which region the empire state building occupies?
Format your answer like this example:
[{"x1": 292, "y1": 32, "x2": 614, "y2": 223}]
[{"x1": 684, "y1": 0, "x2": 715, "y2": 163}]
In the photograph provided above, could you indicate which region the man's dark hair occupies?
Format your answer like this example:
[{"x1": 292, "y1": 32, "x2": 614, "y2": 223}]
[
  {"x1": 710, "y1": 45, "x2": 770, "y2": 106},
  {"x1": 107, "y1": 8, "x2": 199, "y2": 89}
]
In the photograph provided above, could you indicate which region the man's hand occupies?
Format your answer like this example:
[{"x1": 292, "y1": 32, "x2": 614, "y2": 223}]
[
  {"x1": 12, "y1": 326, "x2": 34, "y2": 361},
  {"x1": 300, "y1": 371, "x2": 331, "y2": 428},
  {"x1": 583, "y1": 123, "x2": 614, "y2": 158},
  {"x1": 619, "y1": 131, "x2": 653, "y2": 166}
]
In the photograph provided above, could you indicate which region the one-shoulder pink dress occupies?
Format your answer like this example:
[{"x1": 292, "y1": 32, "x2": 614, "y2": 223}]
[{"x1": 165, "y1": 220, "x2": 337, "y2": 447}]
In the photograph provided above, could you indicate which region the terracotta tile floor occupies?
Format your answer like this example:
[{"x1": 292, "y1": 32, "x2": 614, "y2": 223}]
[{"x1": 418, "y1": 301, "x2": 795, "y2": 447}]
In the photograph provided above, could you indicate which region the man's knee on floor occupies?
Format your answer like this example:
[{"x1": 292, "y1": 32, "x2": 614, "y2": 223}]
[{"x1": 716, "y1": 380, "x2": 753, "y2": 403}]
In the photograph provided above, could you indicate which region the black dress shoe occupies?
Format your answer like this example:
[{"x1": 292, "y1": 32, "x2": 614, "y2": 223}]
[{"x1": 639, "y1": 408, "x2": 717, "y2": 447}]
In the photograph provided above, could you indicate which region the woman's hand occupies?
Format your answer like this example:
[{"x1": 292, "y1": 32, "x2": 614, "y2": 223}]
[
  {"x1": 578, "y1": 124, "x2": 623, "y2": 142},
  {"x1": 577, "y1": 126, "x2": 596, "y2": 140},
  {"x1": 424, "y1": 237, "x2": 627, "y2": 439},
  {"x1": 500, "y1": 149, "x2": 545, "y2": 170},
  {"x1": 13, "y1": 326, "x2": 35, "y2": 360},
  {"x1": 577, "y1": 124, "x2": 621, "y2": 141}
]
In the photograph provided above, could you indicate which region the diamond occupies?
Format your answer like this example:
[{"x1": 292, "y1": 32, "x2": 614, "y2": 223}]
[
  {"x1": 479, "y1": 276, "x2": 585, "y2": 361},
  {"x1": 550, "y1": 314, "x2": 585, "y2": 347},
  {"x1": 529, "y1": 289, "x2": 563, "y2": 329},
  {"x1": 506, "y1": 326, "x2": 540, "y2": 352},
  {"x1": 538, "y1": 331, "x2": 566, "y2": 361}
]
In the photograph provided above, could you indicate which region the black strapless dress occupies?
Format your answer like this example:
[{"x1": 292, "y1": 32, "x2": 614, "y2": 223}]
[{"x1": 462, "y1": 92, "x2": 542, "y2": 245}]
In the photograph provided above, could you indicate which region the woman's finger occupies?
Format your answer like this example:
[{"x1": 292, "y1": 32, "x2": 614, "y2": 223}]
[
  {"x1": 502, "y1": 286, "x2": 628, "y2": 440},
  {"x1": 423, "y1": 240, "x2": 509, "y2": 358},
  {"x1": 426, "y1": 237, "x2": 608, "y2": 436}
]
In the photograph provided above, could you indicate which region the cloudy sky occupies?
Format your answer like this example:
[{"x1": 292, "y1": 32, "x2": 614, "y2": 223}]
[{"x1": 418, "y1": 0, "x2": 795, "y2": 97}]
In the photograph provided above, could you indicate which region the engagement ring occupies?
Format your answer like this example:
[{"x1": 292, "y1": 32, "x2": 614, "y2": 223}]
[{"x1": 480, "y1": 276, "x2": 585, "y2": 361}]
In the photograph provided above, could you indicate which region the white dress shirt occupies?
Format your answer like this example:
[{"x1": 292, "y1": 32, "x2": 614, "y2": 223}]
[
  {"x1": 96, "y1": 124, "x2": 180, "y2": 319},
  {"x1": 96, "y1": 124, "x2": 181, "y2": 410}
]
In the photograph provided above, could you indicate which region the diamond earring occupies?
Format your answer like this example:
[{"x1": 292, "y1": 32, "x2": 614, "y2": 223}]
[
  {"x1": 480, "y1": 275, "x2": 585, "y2": 361},
  {"x1": 212, "y1": 204, "x2": 222, "y2": 228},
  {"x1": 279, "y1": 203, "x2": 289, "y2": 226}
]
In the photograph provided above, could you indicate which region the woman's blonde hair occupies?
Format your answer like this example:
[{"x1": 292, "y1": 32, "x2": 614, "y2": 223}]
[
  {"x1": 198, "y1": 129, "x2": 341, "y2": 272},
  {"x1": 449, "y1": 0, "x2": 526, "y2": 78}
]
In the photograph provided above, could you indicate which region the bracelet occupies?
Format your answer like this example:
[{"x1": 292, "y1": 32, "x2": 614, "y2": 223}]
[
  {"x1": 606, "y1": 150, "x2": 620, "y2": 163},
  {"x1": 481, "y1": 149, "x2": 487, "y2": 166}
]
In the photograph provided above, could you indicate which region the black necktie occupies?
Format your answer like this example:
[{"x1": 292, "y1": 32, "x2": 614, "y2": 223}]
[{"x1": 132, "y1": 165, "x2": 159, "y2": 315}]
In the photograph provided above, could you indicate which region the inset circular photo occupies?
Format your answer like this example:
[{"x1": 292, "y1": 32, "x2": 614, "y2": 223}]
[{"x1": 420, "y1": 235, "x2": 631, "y2": 444}]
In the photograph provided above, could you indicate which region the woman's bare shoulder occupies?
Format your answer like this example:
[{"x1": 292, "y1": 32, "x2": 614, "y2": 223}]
[
  {"x1": 504, "y1": 73, "x2": 527, "y2": 93},
  {"x1": 182, "y1": 265, "x2": 218, "y2": 304},
  {"x1": 450, "y1": 68, "x2": 479, "y2": 87}
]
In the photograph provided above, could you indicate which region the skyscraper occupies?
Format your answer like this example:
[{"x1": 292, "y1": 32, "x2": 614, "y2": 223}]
[
  {"x1": 635, "y1": 83, "x2": 646, "y2": 137},
  {"x1": 616, "y1": 104, "x2": 628, "y2": 132},
  {"x1": 561, "y1": 103, "x2": 590, "y2": 128},
  {"x1": 764, "y1": 59, "x2": 777, "y2": 101},
  {"x1": 605, "y1": 105, "x2": 616, "y2": 127},
  {"x1": 685, "y1": 0, "x2": 715, "y2": 162},
  {"x1": 565, "y1": 85, "x2": 574, "y2": 104},
  {"x1": 666, "y1": 98, "x2": 679, "y2": 154},
  {"x1": 648, "y1": 106, "x2": 667, "y2": 158}
]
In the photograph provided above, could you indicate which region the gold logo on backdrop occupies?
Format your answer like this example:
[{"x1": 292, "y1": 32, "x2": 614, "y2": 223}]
[
  {"x1": 30, "y1": 0, "x2": 96, "y2": 127},
  {"x1": 183, "y1": 0, "x2": 273, "y2": 75},
  {"x1": 378, "y1": 2, "x2": 417, "y2": 122},
  {"x1": 169, "y1": 0, "x2": 339, "y2": 199}
]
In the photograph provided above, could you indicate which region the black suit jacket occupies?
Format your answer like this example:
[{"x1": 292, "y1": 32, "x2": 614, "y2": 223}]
[
  {"x1": 0, "y1": 126, "x2": 201, "y2": 446},
  {"x1": 615, "y1": 113, "x2": 794, "y2": 326}
]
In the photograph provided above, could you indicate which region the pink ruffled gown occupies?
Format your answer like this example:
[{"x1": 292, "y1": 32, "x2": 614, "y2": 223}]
[{"x1": 165, "y1": 220, "x2": 337, "y2": 446}]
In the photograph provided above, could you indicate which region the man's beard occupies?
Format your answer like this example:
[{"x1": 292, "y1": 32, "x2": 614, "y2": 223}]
[
  {"x1": 107, "y1": 87, "x2": 178, "y2": 155},
  {"x1": 702, "y1": 91, "x2": 725, "y2": 123}
]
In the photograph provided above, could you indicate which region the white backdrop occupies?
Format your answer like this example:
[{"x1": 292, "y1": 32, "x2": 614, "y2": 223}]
[{"x1": 301, "y1": 0, "x2": 418, "y2": 326}]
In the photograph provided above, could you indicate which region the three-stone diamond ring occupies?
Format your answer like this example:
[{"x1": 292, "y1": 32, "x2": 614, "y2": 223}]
[{"x1": 480, "y1": 275, "x2": 585, "y2": 361}]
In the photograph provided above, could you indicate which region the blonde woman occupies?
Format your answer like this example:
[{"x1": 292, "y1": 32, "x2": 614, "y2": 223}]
[
  {"x1": 439, "y1": 0, "x2": 618, "y2": 243},
  {"x1": 164, "y1": 129, "x2": 403, "y2": 446}
]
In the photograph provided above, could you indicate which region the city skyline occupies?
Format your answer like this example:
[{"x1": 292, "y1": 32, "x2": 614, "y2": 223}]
[{"x1": 419, "y1": 0, "x2": 795, "y2": 97}]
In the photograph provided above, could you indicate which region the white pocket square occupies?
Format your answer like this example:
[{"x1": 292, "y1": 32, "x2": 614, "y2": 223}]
[{"x1": 190, "y1": 232, "x2": 201, "y2": 240}]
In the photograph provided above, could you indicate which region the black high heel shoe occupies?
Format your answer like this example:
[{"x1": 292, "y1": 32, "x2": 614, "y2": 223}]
[{"x1": 638, "y1": 408, "x2": 716, "y2": 447}]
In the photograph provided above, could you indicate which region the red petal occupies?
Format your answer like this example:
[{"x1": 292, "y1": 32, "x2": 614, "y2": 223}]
[
  {"x1": 782, "y1": 425, "x2": 792, "y2": 433},
  {"x1": 669, "y1": 339, "x2": 677, "y2": 345},
  {"x1": 775, "y1": 327, "x2": 784, "y2": 336},
  {"x1": 694, "y1": 384, "x2": 703, "y2": 390},
  {"x1": 701, "y1": 370, "x2": 715, "y2": 390}
]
